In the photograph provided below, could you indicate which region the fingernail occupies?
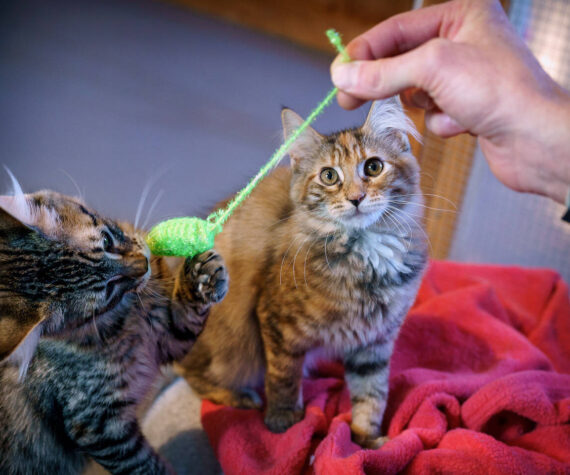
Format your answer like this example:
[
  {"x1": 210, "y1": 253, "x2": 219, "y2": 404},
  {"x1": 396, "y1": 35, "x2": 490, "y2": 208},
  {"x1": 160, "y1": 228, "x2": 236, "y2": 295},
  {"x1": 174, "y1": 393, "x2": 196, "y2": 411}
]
[{"x1": 331, "y1": 63, "x2": 356, "y2": 90}]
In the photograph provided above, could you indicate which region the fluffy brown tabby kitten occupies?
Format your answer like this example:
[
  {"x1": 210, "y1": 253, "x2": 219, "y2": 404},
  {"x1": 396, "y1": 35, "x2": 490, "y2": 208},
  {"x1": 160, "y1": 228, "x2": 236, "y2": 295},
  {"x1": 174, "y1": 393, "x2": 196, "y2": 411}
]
[
  {"x1": 179, "y1": 98, "x2": 427, "y2": 448},
  {"x1": 0, "y1": 182, "x2": 227, "y2": 474}
]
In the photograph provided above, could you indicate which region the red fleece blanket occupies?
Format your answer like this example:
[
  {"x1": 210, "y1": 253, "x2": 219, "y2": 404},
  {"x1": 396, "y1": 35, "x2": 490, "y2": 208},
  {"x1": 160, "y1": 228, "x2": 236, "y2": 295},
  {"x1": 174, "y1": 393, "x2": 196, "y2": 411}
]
[{"x1": 201, "y1": 261, "x2": 570, "y2": 474}]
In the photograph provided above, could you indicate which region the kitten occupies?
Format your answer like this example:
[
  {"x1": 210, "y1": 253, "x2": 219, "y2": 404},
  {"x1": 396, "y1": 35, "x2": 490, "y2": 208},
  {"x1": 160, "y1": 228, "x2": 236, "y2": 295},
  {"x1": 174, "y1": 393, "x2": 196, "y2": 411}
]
[
  {"x1": 178, "y1": 98, "x2": 427, "y2": 448},
  {"x1": 0, "y1": 186, "x2": 228, "y2": 474}
]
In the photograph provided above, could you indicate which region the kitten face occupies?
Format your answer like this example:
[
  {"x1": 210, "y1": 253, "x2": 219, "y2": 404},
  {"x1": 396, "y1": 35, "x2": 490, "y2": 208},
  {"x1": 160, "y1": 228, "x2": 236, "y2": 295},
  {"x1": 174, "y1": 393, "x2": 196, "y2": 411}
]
[
  {"x1": 282, "y1": 98, "x2": 420, "y2": 232},
  {"x1": 0, "y1": 189, "x2": 150, "y2": 334}
]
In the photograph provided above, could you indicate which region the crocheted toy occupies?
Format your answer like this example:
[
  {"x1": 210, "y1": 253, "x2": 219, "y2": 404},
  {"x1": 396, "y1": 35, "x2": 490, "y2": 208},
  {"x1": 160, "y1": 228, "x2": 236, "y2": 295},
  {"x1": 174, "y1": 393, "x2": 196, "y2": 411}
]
[{"x1": 146, "y1": 30, "x2": 350, "y2": 257}]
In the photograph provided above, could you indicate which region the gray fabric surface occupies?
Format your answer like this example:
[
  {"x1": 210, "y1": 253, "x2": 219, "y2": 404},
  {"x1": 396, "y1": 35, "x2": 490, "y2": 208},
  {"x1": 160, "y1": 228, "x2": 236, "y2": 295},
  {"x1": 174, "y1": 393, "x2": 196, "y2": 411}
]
[{"x1": 142, "y1": 378, "x2": 221, "y2": 475}]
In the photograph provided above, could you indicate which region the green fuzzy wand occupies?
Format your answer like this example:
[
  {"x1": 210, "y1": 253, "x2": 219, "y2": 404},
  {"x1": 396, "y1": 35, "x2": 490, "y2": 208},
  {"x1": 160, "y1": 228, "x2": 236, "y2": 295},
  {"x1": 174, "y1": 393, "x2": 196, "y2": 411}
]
[{"x1": 146, "y1": 29, "x2": 350, "y2": 257}]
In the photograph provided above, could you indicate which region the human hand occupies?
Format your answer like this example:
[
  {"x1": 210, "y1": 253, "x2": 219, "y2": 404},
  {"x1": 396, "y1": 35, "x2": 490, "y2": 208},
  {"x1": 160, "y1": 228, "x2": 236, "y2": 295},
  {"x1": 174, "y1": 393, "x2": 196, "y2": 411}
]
[{"x1": 330, "y1": 0, "x2": 570, "y2": 204}]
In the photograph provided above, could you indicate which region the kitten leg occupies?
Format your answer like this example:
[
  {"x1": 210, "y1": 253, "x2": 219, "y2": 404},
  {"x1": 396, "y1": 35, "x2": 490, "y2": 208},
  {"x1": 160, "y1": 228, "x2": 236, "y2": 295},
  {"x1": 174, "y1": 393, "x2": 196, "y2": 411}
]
[
  {"x1": 159, "y1": 250, "x2": 228, "y2": 363},
  {"x1": 67, "y1": 415, "x2": 173, "y2": 474},
  {"x1": 344, "y1": 341, "x2": 394, "y2": 449},
  {"x1": 263, "y1": 339, "x2": 305, "y2": 433}
]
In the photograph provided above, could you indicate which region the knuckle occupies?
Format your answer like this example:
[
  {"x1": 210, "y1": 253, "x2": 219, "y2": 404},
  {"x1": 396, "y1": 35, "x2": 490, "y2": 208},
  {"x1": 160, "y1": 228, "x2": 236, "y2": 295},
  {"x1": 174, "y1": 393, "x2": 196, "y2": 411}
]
[
  {"x1": 424, "y1": 38, "x2": 451, "y2": 71},
  {"x1": 420, "y1": 38, "x2": 452, "y2": 91},
  {"x1": 357, "y1": 62, "x2": 383, "y2": 94}
]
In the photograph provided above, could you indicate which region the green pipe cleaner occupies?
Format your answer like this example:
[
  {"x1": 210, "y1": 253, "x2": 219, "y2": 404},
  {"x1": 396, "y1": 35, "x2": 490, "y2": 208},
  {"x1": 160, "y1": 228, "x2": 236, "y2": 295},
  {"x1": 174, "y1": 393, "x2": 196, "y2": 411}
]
[{"x1": 146, "y1": 29, "x2": 350, "y2": 257}]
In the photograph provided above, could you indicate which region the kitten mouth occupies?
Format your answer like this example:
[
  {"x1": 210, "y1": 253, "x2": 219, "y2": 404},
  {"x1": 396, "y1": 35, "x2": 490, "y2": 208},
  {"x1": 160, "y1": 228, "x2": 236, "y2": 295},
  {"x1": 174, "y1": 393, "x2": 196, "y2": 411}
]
[
  {"x1": 99, "y1": 276, "x2": 137, "y2": 314},
  {"x1": 347, "y1": 207, "x2": 366, "y2": 218},
  {"x1": 342, "y1": 207, "x2": 384, "y2": 229},
  {"x1": 136, "y1": 269, "x2": 151, "y2": 292}
]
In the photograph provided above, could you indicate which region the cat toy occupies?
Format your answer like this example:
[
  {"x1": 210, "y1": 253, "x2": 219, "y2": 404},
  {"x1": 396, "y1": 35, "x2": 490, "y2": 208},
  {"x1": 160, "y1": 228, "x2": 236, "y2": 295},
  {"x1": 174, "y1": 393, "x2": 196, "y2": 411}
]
[{"x1": 146, "y1": 29, "x2": 350, "y2": 257}]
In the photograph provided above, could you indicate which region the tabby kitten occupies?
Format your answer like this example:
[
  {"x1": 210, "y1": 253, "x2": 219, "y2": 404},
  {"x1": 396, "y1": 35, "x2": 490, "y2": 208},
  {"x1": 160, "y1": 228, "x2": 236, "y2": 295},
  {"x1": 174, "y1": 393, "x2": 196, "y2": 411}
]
[
  {"x1": 0, "y1": 186, "x2": 228, "y2": 474},
  {"x1": 179, "y1": 98, "x2": 427, "y2": 448}
]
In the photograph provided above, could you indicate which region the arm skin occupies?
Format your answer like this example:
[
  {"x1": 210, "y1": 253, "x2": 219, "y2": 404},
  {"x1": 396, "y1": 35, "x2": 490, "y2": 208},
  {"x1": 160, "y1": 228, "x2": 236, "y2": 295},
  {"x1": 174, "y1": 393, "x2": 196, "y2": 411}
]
[{"x1": 331, "y1": 0, "x2": 570, "y2": 204}]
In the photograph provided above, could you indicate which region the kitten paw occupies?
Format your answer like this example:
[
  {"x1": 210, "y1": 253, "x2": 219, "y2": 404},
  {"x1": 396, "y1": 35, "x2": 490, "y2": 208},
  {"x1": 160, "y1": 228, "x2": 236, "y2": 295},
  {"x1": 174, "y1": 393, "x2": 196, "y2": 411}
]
[
  {"x1": 356, "y1": 434, "x2": 390, "y2": 449},
  {"x1": 351, "y1": 422, "x2": 389, "y2": 449},
  {"x1": 264, "y1": 407, "x2": 304, "y2": 433},
  {"x1": 185, "y1": 250, "x2": 228, "y2": 305}
]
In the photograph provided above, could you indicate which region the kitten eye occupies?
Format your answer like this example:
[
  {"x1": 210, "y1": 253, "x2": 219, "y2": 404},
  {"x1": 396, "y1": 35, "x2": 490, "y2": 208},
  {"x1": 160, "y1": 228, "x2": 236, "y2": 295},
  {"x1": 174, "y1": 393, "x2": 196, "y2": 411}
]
[
  {"x1": 102, "y1": 231, "x2": 113, "y2": 252},
  {"x1": 364, "y1": 157, "x2": 384, "y2": 177},
  {"x1": 320, "y1": 167, "x2": 339, "y2": 186}
]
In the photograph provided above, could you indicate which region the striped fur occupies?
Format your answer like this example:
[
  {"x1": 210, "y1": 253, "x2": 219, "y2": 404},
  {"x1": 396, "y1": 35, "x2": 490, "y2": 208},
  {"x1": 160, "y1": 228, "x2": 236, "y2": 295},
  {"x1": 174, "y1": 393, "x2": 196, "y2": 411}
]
[
  {"x1": 179, "y1": 98, "x2": 427, "y2": 448},
  {"x1": 0, "y1": 190, "x2": 228, "y2": 474}
]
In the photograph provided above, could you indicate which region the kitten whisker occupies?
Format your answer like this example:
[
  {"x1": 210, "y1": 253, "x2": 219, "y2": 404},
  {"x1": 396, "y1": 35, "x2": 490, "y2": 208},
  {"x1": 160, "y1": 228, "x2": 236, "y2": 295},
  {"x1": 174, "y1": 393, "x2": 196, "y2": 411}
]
[
  {"x1": 397, "y1": 193, "x2": 457, "y2": 210},
  {"x1": 263, "y1": 208, "x2": 315, "y2": 232},
  {"x1": 292, "y1": 234, "x2": 313, "y2": 289},
  {"x1": 382, "y1": 208, "x2": 408, "y2": 238},
  {"x1": 324, "y1": 234, "x2": 333, "y2": 270},
  {"x1": 91, "y1": 310, "x2": 102, "y2": 343},
  {"x1": 135, "y1": 291, "x2": 145, "y2": 310},
  {"x1": 134, "y1": 168, "x2": 171, "y2": 229},
  {"x1": 303, "y1": 239, "x2": 316, "y2": 287},
  {"x1": 302, "y1": 226, "x2": 330, "y2": 287},
  {"x1": 140, "y1": 286, "x2": 168, "y2": 301},
  {"x1": 382, "y1": 207, "x2": 412, "y2": 250},
  {"x1": 134, "y1": 291, "x2": 156, "y2": 332},
  {"x1": 60, "y1": 169, "x2": 85, "y2": 201},
  {"x1": 382, "y1": 201, "x2": 447, "y2": 224},
  {"x1": 141, "y1": 190, "x2": 164, "y2": 231},
  {"x1": 419, "y1": 171, "x2": 437, "y2": 187},
  {"x1": 388, "y1": 201, "x2": 456, "y2": 214},
  {"x1": 135, "y1": 181, "x2": 152, "y2": 230},
  {"x1": 387, "y1": 206, "x2": 433, "y2": 255},
  {"x1": 280, "y1": 234, "x2": 303, "y2": 286},
  {"x1": 384, "y1": 205, "x2": 415, "y2": 238}
]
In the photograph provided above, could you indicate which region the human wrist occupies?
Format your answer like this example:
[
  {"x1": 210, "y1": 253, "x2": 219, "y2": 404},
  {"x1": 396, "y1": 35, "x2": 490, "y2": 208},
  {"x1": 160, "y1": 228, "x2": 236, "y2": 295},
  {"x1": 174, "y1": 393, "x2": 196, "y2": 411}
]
[
  {"x1": 532, "y1": 89, "x2": 570, "y2": 204},
  {"x1": 505, "y1": 86, "x2": 570, "y2": 204}
]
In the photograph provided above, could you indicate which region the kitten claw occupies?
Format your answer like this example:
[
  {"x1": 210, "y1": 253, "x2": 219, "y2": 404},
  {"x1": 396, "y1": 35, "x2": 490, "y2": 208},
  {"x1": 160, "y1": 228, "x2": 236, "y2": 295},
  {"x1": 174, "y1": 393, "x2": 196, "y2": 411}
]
[{"x1": 185, "y1": 250, "x2": 228, "y2": 305}]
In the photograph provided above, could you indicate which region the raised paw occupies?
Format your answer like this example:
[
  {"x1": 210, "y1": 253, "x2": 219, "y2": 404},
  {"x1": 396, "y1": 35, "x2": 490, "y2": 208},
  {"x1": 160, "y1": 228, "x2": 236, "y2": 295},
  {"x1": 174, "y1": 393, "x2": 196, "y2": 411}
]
[
  {"x1": 264, "y1": 407, "x2": 304, "y2": 433},
  {"x1": 184, "y1": 250, "x2": 228, "y2": 305}
]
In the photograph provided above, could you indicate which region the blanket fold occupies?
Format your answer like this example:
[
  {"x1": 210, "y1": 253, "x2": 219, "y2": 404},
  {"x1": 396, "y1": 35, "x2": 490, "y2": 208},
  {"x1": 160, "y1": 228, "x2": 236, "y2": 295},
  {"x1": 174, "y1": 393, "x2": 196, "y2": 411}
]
[{"x1": 201, "y1": 261, "x2": 570, "y2": 474}]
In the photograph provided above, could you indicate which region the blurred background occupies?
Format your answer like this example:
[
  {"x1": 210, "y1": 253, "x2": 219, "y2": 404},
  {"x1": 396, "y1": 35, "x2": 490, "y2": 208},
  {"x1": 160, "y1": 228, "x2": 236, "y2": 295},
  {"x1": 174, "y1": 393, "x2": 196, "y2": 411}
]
[{"x1": 1, "y1": 0, "x2": 569, "y2": 284}]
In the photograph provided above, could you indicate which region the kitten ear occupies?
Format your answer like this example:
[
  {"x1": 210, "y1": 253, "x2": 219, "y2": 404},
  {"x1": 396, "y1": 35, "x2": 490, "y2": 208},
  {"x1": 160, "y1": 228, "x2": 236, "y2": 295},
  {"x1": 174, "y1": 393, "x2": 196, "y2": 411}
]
[
  {"x1": 0, "y1": 204, "x2": 33, "y2": 233},
  {"x1": 281, "y1": 108, "x2": 323, "y2": 167},
  {"x1": 0, "y1": 168, "x2": 35, "y2": 227},
  {"x1": 0, "y1": 207, "x2": 43, "y2": 367},
  {"x1": 362, "y1": 97, "x2": 419, "y2": 151},
  {"x1": 0, "y1": 192, "x2": 44, "y2": 369},
  {"x1": 0, "y1": 300, "x2": 43, "y2": 367}
]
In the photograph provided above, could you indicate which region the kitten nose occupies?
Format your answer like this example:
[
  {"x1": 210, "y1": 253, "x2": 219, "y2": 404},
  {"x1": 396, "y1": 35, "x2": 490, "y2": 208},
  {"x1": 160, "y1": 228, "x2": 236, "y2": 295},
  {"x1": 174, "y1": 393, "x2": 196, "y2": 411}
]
[
  {"x1": 123, "y1": 254, "x2": 149, "y2": 278},
  {"x1": 349, "y1": 193, "x2": 366, "y2": 207}
]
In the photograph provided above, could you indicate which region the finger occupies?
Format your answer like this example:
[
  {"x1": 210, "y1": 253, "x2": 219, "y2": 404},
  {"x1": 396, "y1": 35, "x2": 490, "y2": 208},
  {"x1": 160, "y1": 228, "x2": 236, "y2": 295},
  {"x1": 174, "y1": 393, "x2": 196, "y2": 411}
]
[
  {"x1": 336, "y1": 90, "x2": 366, "y2": 110},
  {"x1": 344, "y1": 2, "x2": 453, "y2": 61},
  {"x1": 332, "y1": 39, "x2": 447, "y2": 100},
  {"x1": 424, "y1": 110, "x2": 467, "y2": 138}
]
